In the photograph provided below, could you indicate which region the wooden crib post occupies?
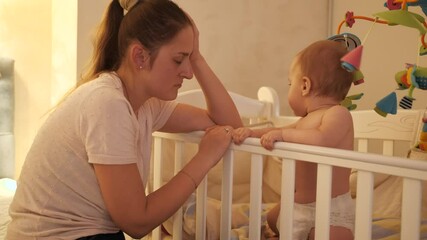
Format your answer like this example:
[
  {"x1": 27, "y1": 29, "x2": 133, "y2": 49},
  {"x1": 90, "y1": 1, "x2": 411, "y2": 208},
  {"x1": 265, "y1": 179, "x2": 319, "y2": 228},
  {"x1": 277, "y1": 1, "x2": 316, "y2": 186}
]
[
  {"x1": 401, "y1": 178, "x2": 422, "y2": 240},
  {"x1": 354, "y1": 170, "x2": 374, "y2": 240},
  {"x1": 195, "y1": 173, "x2": 208, "y2": 239},
  {"x1": 152, "y1": 137, "x2": 163, "y2": 240},
  {"x1": 172, "y1": 141, "x2": 185, "y2": 239},
  {"x1": 279, "y1": 159, "x2": 295, "y2": 240},
  {"x1": 220, "y1": 149, "x2": 234, "y2": 239},
  {"x1": 314, "y1": 164, "x2": 332, "y2": 240},
  {"x1": 249, "y1": 153, "x2": 263, "y2": 239}
]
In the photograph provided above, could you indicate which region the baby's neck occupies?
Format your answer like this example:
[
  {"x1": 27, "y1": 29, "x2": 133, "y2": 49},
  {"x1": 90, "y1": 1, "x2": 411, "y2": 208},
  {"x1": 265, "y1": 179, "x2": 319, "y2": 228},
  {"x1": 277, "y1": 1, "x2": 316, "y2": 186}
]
[{"x1": 306, "y1": 99, "x2": 339, "y2": 114}]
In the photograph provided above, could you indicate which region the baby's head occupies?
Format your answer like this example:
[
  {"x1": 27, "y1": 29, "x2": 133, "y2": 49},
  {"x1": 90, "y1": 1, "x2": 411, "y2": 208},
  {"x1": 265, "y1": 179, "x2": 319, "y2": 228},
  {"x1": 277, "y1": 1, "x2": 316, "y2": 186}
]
[{"x1": 292, "y1": 40, "x2": 353, "y2": 102}]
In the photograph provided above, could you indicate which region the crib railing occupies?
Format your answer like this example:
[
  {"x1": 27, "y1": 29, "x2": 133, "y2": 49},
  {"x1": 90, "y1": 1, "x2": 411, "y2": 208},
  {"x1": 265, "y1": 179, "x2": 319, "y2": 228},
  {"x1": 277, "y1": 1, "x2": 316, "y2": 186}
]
[{"x1": 150, "y1": 131, "x2": 427, "y2": 240}]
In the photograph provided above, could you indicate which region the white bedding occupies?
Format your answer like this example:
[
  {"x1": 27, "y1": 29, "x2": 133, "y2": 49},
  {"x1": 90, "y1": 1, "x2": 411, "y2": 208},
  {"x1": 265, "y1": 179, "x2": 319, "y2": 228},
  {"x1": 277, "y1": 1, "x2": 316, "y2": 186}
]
[
  {"x1": 0, "y1": 178, "x2": 16, "y2": 240},
  {"x1": 162, "y1": 194, "x2": 277, "y2": 240}
]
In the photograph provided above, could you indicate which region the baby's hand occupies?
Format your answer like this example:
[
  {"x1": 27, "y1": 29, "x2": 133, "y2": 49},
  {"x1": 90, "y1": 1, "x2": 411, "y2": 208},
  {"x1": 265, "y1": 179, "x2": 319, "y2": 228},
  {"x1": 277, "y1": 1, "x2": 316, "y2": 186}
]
[
  {"x1": 260, "y1": 130, "x2": 283, "y2": 150},
  {"x1": 232, "y1": 127, "x2": 253, "y2": 145}
]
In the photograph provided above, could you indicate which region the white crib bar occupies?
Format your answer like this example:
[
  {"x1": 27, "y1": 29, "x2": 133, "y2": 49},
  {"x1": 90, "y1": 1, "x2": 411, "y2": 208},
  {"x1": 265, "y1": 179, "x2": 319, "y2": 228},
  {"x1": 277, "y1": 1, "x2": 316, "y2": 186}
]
[
  {"x1": 357, "y1": 139, "x2": 368, "y2": 153},
  {"x1": 220, "y1": 150, "x2": 234, "y2": 239},
  {"x1": 382, "y1": 140, "x2": 394, "y2": 156},
  {"x1": 279, "y1": 159, "x2": 295, "y2": 240},
  {"x1": 152, "y1": 137, "x2": 163, "y2": 240},
  {"x1": 249, "y1": 154, "x2": 263, "y2": 239},
  {"x1": 172, "y1": 141, "x2": 184, "y2": 239},
  {"x1": 354, "y1": 170, "x2": 374, "y2": 240},
  {"x1": 314, "y1": 164, "x2": 332, "y2": 240},
  {"x1": 401, "y1": 178, "x2": 422, "y2": 240},
  {"x1": 196, "y1": 177, "x2": 208, "y2": 240}
]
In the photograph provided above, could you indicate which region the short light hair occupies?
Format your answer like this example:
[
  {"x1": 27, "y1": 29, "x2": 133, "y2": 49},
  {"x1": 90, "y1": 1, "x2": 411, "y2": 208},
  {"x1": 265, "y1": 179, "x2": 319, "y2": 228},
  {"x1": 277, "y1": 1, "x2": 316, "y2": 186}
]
[{"x1": 296, "y1": 40, "x2": 353, "y2": 101}]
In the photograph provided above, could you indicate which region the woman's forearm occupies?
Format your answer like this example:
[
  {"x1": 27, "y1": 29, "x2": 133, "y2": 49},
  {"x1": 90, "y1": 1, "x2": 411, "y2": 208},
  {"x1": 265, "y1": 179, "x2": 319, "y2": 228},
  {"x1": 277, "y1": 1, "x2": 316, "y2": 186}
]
[
  {"x1": 122, "y1": 153, "x2": 212, "y2": 238},
  {"x1": 191, "y1": 57, "x2": 243, "y2": 128}
]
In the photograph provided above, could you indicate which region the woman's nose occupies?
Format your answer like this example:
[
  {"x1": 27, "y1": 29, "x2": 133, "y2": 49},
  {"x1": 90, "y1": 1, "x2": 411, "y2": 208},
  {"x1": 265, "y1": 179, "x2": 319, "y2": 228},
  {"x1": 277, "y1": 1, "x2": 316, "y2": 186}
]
[{"x1": 181, "y1": 62, "x2": 194, "y2": 79}]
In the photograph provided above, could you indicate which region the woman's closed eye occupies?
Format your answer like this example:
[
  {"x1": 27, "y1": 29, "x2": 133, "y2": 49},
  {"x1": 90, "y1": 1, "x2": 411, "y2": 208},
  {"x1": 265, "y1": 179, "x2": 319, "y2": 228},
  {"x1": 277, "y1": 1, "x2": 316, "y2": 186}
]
[
  {"x1": 174, "y1": 53, "x2": 190, "y2": 65},
  {"x1": 174, "y1": 58, "x2": 183, "y2": 64}
]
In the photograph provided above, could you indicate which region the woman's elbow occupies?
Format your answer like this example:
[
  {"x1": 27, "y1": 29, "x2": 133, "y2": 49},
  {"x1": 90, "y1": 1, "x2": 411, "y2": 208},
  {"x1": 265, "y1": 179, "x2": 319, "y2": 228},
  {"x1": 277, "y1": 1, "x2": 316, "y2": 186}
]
[
  {"x1": 112, "y1": 212, "x2": 157, "y2": 238},
  {"x1": 120, "y1": 221, "x2": 154, "y2": 239}
]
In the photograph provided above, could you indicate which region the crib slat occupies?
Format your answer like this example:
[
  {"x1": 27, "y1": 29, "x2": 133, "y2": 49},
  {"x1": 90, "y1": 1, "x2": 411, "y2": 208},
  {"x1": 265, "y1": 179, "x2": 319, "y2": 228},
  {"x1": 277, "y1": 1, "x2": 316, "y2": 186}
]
[
  {"x1": 152, "y1": 137, "x2": 163, "y2": 240},
  {"x1": 357, "y1": 139, "x2": 368, "y2": 153},
  {"x1": 315, "y1": 164, "x2": 332, "y2": 240},
  {"x1": 172, "y1": 141, "x2": 184, "y2": 239},
  {"x1": 354, "y1": 170, "x2": 374, "y2": 240},
  {"x1": 196, "y1": 177, "x2": 208, "y2": 240},
  {"x1": 401, "y1": 178, "x2": 422, "y2": 240},
  {"x1": 279, "y1": 159, "x2": 295, "y2": 240},
  {"x1": 382, "y1": 140, "x2": 394, "y2": 156},
  {"x1": 220, "y1": 150, "x2": 234, "y2": 240},
  {"x1": 249, "y1": 153, "x2": 263, "y2": 240}
]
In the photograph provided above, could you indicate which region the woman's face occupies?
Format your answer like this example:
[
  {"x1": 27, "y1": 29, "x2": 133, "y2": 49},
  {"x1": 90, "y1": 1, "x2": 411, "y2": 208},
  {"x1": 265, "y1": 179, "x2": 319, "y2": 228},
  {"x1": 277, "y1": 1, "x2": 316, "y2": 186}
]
[
  {"x1": 145, "y1": 26, "x2": 194, "y2": 101},
  {"x1": 287, "y1": 57, "x2": 307, "y2": 116}
]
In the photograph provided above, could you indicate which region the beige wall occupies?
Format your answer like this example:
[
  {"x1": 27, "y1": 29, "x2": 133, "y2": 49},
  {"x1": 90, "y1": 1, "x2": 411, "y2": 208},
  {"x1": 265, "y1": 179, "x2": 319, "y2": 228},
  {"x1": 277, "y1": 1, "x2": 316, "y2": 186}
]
[
  {"x1": 175, "y1": 0, "x2": 331, "y2": 114},
  {"x1": 0, "y1": 0, "x2": 52, "y2": 178},
  {"x1": 1, "y1": 1, "x2": 425, "y2": 178},
  {"x1": 0, "y1": 0, "x2": 109, "y2": 178}
]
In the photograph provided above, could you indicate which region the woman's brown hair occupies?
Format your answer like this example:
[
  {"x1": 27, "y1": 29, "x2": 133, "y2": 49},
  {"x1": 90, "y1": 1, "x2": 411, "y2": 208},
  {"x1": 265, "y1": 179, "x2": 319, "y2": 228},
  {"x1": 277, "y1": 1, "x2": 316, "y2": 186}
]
[{"x1": 80, "y1": 0, "x2": 191, "y2": 87}]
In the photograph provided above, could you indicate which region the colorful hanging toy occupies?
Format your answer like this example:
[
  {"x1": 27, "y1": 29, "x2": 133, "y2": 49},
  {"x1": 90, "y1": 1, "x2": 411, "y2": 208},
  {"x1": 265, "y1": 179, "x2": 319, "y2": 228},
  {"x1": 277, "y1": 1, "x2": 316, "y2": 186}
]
[
  {"x1": 328, "y1": 33, "x2": 365, "y2": 111},
  {"x1": 332, "y1": 0, "x2": 427, "y2": 152},
  {"x1": 418, "y1": 108, "x2": 427, "y2": 150},
  {"x1": 333, "y1": 0, "x2": 427, "y2": 116}
]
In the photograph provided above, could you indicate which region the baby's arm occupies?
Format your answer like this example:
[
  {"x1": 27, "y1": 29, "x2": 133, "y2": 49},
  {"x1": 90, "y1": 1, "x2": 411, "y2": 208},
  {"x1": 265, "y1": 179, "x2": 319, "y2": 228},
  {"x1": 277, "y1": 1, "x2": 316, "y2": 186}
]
[
  {"x1": 233, "y1": 122, "x2": 298, "y2": 146},
  {"x1": 261, "y1": 106, "x2": 352, "y2": 149},
  {"x1": 232, "y1": 127, "x2": 275, "y2": 145},
  {"x1": 281, "y1": 106, "x2": 353, "y2": 148}
]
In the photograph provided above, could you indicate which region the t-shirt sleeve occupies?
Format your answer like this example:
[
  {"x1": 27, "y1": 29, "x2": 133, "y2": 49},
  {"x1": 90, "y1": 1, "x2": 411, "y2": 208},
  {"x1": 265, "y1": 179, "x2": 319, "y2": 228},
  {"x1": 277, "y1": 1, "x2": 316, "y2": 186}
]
[
  {"x1": 80, "y1": 88, "x2": 139, "y2": 165},
  {"x1": 146, "y1": 98, "x2": 178, "y2": 131}
]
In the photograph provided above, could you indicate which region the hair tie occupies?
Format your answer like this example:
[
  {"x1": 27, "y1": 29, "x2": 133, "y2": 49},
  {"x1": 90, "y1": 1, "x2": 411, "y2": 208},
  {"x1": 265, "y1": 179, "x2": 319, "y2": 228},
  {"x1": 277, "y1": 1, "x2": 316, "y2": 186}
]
[{"x1": 119, "y1": 0, "x2": 139, "y2": 12}]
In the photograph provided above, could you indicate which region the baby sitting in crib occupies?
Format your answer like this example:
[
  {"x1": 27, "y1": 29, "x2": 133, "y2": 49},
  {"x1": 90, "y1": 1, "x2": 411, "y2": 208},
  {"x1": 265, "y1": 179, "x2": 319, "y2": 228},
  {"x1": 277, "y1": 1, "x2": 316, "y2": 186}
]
[{"x1": 232, "y1": 40, "x2": 355, "y2": 240}]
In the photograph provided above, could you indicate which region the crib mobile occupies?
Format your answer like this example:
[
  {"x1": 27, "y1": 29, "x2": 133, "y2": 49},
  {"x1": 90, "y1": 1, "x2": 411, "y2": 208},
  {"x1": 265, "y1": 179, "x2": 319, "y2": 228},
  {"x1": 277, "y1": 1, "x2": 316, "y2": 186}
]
[{"x1": 331, "y1": 0, "x2": 427, "y2": 151}]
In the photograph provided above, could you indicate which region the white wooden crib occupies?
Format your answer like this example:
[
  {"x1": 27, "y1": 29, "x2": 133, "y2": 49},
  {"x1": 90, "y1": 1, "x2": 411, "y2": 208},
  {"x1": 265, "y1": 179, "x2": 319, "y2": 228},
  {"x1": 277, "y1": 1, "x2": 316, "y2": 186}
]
[{"x1": 146, "y1": 87, "x2": 427, "y2": 240}]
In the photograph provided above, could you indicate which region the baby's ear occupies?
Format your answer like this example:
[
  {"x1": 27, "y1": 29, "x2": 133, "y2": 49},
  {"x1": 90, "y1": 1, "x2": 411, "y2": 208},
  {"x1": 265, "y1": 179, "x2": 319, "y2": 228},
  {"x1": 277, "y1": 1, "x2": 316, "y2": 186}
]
[{"x1": 301, "y1": 76, "x2": 312, "y2": 96}]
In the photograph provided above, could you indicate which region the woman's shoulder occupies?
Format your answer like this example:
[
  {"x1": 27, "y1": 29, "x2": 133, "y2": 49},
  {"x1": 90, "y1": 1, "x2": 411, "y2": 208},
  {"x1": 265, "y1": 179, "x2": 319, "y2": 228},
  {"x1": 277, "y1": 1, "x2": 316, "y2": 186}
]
[{"x1": 76, "y1": 73, "x2": 124, "y2": 99}]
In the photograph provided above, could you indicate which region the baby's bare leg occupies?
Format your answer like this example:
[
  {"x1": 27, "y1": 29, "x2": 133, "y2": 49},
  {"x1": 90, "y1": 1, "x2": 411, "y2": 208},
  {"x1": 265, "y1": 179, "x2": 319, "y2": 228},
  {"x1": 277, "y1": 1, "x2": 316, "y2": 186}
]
[
  {"x1": 266, "y1": 203, "x2": 280, "y2": 235},
  {"x1": 308, "y1": 226, "x2": 353, "y2": 240},
  {"x1": 329, "y1": 226, "x2": 353, "y2": 240}
]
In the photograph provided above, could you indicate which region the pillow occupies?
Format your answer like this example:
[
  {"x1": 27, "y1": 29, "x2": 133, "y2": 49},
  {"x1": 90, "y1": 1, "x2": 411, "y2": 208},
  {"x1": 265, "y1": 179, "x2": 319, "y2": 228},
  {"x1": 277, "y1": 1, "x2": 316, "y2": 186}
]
[{"x1": 0, "y1": 178, "x2": 16, "y2": 240}]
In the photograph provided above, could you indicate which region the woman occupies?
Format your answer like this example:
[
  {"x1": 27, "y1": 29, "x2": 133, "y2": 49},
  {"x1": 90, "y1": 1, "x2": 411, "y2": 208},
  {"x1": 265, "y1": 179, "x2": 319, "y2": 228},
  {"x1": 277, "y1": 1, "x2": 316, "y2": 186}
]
[{"x1": 6, "y1": 0, "x2": 242, "y2": 239}]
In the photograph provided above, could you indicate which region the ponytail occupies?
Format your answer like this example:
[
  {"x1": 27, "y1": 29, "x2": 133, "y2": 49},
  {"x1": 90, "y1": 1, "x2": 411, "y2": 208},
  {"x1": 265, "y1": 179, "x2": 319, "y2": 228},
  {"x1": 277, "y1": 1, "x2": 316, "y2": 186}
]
[{"x1": 79, "y1": 0, "x2": 124, "y2": 86}]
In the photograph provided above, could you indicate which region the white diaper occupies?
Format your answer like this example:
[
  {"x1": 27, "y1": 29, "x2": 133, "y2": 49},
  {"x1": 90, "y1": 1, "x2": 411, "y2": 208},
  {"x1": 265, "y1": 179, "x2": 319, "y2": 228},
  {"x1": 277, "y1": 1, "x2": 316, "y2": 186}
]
[{"x1": 277, "y1": 192, "x2": 355, "y2": 240}]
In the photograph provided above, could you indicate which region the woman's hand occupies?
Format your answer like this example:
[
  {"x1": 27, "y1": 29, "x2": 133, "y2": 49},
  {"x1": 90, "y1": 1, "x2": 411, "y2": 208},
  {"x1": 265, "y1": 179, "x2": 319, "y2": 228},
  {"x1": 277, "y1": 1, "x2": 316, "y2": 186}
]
[
  {"x1": 185, "y1": 12, "x2": 202, "y2": 62},
  {"x1": 197, "y1": 125, "x2": 233, "y2": 168},
  {"x1": 232, "y1": 127, "x2": 253, "y2": 145}
]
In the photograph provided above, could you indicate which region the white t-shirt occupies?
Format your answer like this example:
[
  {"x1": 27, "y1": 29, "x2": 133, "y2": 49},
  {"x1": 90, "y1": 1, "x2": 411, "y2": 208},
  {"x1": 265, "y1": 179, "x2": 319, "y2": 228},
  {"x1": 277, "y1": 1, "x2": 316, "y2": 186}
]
[{"x1": 6, "y1": 72, "x2": 177, "y2": 239}]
